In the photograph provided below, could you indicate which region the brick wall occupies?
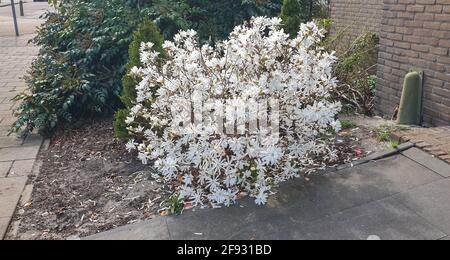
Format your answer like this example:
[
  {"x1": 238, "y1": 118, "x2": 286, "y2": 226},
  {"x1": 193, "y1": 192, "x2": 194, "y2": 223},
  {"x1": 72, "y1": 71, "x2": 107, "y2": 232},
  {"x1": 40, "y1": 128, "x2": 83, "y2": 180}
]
[
  {"x1": 330, "y1": 0, "x2": 383, "y2": 47},
  {"x1": 330, "y1": 0, "x2": 450, "y2": 126},
  {"x1": 377, "y1": 0, "x2": 450, "y2": 126}
]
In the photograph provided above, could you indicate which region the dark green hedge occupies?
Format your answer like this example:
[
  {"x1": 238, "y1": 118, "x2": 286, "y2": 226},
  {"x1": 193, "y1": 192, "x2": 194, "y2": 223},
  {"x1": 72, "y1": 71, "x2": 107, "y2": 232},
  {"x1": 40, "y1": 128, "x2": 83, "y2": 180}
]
[{"x1": 12, "y1": 0, "x2": 144, "y2": 136}]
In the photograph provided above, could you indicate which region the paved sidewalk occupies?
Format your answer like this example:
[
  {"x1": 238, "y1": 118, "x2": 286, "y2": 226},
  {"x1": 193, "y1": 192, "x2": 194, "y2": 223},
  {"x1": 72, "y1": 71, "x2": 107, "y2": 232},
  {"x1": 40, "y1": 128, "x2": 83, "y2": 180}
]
[
  {"x1": 0, "y1": 1, "x2": 50, "y2": 36},
  {"x1": 87, "y1": 147, "x2": 450, "y2": 240},
  {"x1": 0, "y1": 1, "x2": 48, "y2": 239},
  {"x1": 393, "y1": 126, "x2": 450, "y2": 164}
]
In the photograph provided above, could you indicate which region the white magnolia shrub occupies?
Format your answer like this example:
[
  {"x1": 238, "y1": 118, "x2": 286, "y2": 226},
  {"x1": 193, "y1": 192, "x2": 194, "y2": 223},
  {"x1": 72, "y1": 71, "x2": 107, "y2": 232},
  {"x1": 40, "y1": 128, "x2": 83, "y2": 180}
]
[{"x1": 126, "y1": 17, "x2": 341, "y2": 207}]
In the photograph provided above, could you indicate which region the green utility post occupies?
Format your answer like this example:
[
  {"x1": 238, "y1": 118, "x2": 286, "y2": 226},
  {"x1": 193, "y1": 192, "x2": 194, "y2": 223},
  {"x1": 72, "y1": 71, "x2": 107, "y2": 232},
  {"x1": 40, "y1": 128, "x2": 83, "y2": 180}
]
[
  {"x1": 10, "y1": 0, "x2": 20, "y2": 36},
  {"x1": 397, "y1": 69, "x2": 424, "y2": 125}
]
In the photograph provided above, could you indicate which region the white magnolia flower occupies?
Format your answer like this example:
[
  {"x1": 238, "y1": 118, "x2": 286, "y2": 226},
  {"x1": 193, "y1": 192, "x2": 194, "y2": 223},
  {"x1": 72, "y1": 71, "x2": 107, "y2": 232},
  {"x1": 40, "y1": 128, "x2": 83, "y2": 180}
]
[
  {"x1": 125, "y1": 116, "x2": 135, "y2": 125},
  {"x1": 129, "y1": 66, "x2": 143, "y2": 77},
  {"x1": 255, "y1": 191, "x2": 268, "y2": 205},
  {"x1": 125, "y1": 17, "x2": 341, "y2": 207},
  {"x1": 125, "y1": 140, "x2": 137, "y2": 152},
  {"x1": 137, "y1": 152, "x2": 149, "y2": 165}
]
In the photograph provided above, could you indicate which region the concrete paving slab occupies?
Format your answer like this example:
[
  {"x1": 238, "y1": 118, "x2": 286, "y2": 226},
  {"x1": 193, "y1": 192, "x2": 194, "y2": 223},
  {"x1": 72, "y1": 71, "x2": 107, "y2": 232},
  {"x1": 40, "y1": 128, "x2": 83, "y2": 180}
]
[
  {"x1": 391, "y1": 179, "x2": 450, "y2": 235},
  {"x1": 327, "y1": 154, "x2": 442, "y2": 192},
  {"x1": 148, "y1": 154, "x2": 445, "y2": 239},
  {"x1": 0, "y1": 144, "x2": 40, "y2": 161},
  {"x1": 0, "y1": 161, "x2": 11, "y2": 177},
  {"x1": 402, "y1": 147, "x2": 450, "y2": 178},
  {"x1": 85, "y1": 152, "x2": 447, "y2": 240},
  {"x1": 0, "y1": 116, "x2": 16, "y2": 127},
  {"x1": 284, "y1": 198, "x2": 446, "y2": 240},
  {"x1": 0, "y1": 125, "x2": 10, "y2": 136},
  {"x1": 0, "y1": 136, "x2": 23, "y2": 148},
  {"x1": 262, "y1": 154, "x2": 443, "y2": 222},
  {"x1": 8, "y1": 159, "x2": 34, "y2": 177},
  {"x1": 166, "y1": 207, "x2": 268, "y2": 240},
  {"x1": 0, "y1": 217, "x2": 10, "y2": 239},
  {"x1": 0, "y1": 103, "x2": 12, "y2": 111},
  {"x1": 0, "y1": 176, "x2": 27, "y2": 238},
  {"x1": 0, "y1": 176, "x2": 26, "y2": 217},
  {"x1": 87, "y1": 217, "x2": 170, "y2": 240}
]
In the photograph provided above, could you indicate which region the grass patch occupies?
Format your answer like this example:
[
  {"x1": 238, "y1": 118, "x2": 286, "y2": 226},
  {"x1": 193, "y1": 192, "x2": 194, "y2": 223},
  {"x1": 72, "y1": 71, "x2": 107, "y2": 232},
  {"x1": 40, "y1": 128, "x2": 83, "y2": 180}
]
[
  {"x1": 376, "y1": 131, "x2": 391, "y2": 142},
  {"x1": 372, "y1": 124, "x2": 408, "y2": 142},
  {"x1": 340, "y1": 119, "x2": 358, "y2": 129},
  {"x1": 389, "y1": 140, "x2": 399, "y2": 149}
]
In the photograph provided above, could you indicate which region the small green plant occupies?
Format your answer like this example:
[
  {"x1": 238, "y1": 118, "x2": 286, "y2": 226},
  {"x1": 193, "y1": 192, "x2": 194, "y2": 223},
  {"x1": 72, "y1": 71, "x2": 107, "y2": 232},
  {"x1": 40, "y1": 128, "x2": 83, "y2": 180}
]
[
  {"x1": 114, "y1": 19, "x2": 165, "y2": 139},
  {"x1": 374, "y1": 125, "x2": 393, "y2": 142},
  {"x1": 373, "y1": 124, "x2": 408, "y2": 142},
  {"x1": 168, "y1": 194, "x2": 184, "y2": 215},
  {"x1": 323, "y1": 30, "x2": 380, "y2": 115},
  {"x1": 315, "y1": 18, "x2": 332, "y2": 31},
  {"x1": 377, "y1": 131, "x2": 390, "y2": 142},
  {"x1": 389, "y1": 140, "x2": 399, "y2": 149},
  {"x1": 367, "y1": 74, "x2": 378, "y2": 90},
  {"x1": 340, "y1": 119, "x2": 358, "y2": 129}
]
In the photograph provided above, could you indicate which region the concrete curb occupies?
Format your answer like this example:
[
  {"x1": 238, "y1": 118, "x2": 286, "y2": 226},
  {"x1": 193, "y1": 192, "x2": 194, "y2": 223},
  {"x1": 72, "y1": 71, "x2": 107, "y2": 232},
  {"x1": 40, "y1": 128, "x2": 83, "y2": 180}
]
[
  {"x1": 322, "y1": 142, "x2": 416, "y2": 174},
  {"x1": 402, "y1": 147, "x2": 450, "y2": 178}
]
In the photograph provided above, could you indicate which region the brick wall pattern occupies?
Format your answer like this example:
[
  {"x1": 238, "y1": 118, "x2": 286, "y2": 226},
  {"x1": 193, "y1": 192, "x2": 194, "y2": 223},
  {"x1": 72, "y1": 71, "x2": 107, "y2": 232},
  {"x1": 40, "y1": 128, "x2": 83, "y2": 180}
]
[{"x1": 331, "y1": 0, "x2": 450, "y2": 126}]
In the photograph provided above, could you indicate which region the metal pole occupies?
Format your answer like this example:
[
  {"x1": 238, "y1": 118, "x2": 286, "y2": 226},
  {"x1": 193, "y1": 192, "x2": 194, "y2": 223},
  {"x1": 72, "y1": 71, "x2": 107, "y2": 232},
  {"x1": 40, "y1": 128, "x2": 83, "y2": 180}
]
[
  {"x1": 19, "y1": 0, "x2": 24, "y2": 16},
  {"x1": 10, "y1": 0, "x2": 20, "y2": 36}
]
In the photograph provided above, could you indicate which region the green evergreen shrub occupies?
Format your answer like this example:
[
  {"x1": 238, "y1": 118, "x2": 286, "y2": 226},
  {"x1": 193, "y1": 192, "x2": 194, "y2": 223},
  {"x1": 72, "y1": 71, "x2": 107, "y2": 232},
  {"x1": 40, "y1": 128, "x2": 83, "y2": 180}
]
[
  {"x1": 280, "y1": 0, "x2": 314, "y2": 38},
  {"x1": 113, "y1": 108, "x2": 130, "y2": 139},
  {"x1": 114, "y1": 19, "x2": 165, "y2": 138},
  {"x1": 187, "y1": 0, "x2": 283, "y2": 42},
  {"x1": 280, "y1": 0, "x2": 330, "y2": 38},
  {"x1": 280, "y1": 0, "x2": 303, "y2": 38},
  {"x1": 147, "y1": 0, "x2": 283, "y2": 43},
  {"x1": 12, "y1": 0, "x2": 143, "y2": 136}
]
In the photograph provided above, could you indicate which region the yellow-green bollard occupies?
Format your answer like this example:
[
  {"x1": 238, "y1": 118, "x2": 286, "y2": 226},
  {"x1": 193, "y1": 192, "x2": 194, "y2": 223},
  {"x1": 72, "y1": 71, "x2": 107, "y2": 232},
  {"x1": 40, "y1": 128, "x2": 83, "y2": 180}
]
[{"x1": 397, "y1": 69, "x2": 423, "y2": 125}]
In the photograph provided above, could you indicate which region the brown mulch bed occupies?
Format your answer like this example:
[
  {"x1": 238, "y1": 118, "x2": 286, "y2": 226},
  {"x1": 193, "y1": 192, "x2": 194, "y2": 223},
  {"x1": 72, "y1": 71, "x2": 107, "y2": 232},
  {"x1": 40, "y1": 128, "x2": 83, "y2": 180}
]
[
  {"x1": 8, "y1": 115, "x2": 387, "y2": 240},
  {"x1": 9, "y1": 117, "x2": 170, "y2": 240}
]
